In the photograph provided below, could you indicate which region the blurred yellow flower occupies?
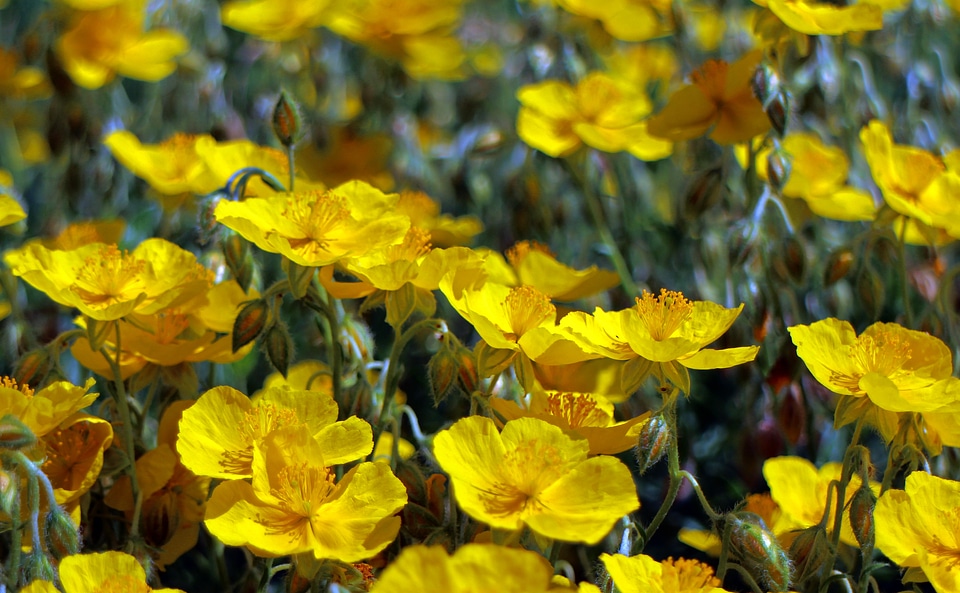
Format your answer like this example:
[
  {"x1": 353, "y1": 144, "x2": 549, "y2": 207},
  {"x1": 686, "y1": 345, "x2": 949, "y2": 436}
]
[
  {"x1": 751, "y1": 133, "x2": 877, "y2": 221},
  {"x1": 4, "y1": 239, "x2": 212, "y2": 321},
  {"x1": 0, "y1": 169, "x2": 26, "y2": 228},
  {"x1": 557, "y1": 0, "x2": 674, "y2": 42},
  {"x1": 55, "y1": 5, "x2": 188, "y2": 89},
  {"x1": 105, "y1": 401, "x2": 211, "y2": 569},
  {"x1": 600, "y1": 552, "x2": 732, "y2": 593},
  {"x1": 214, "y1": 182, "x2": 410, "y2": 268},
  {"x1": 204, "y1": 424, "x2": 406, "y2": 561},
  {"x1": 177, "y1": 385, "x2": 372, "y2": 480},
  {"x1": 372, "y1": 543, "x2": 581, "y2": 593},
  {"x1": 25, "y1": 551, "x2": 185, "y2": 593},
  {"x1": 648, "y1": 50, "x2": 770, "y2": 145},
  {"x1": 222, "y1": 0, "x2": 331, "y2": 41},
  {"x1": 752, "y1": 0, "x2": 882, "y2": 35},
  {"x1": 875, "y1": 471, "x2": 960, "y2": 592},
  {"x1": 395, "y1": 190, "x2": 482, "y2": 247},
  {"x1": 480, "y1": 241, "x2": 619, "y2": 301},
  {"x1": 433, "y1": 416, "x2": 639, "y2": 543},
  {"x1": 517, "y1": 72, "x2": 672, "y2": 160},
  {"x1": 602, "y1": 43, "x2": 679, "y2": 89},
  {"x1": 788, "y1": 319, "x2": 960, "y2": 444},
  {"x1": 489, "y1": 390, "x2": 651, "y2": 455},
  {"x1": 0, "y1": 48, "x2": 51, "y2": 100},
  {"x1": 296, "y1": 127, "x2": 394, "y2": 191}
]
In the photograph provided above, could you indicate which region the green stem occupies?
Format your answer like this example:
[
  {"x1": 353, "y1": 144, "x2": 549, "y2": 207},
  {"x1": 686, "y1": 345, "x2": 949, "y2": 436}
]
[
  {"x1": 727, "y1": 563, "x2": 765, "y2": 593},
  {"x1": 897, "y1": 227, "x2": 914, "y2": 327},
  {"x1": 678, "y1": 470, "x2": 721, "y2": 521},
  {"x1": 378, "y1": 319, "x2": 441, "y2": 431},
  {"x1": 303, "y1": 290, "x2": 343, "y2": 406},
  {"x1": 643, "y1": 400, "x2": 681, "y2": 546},
  {"x1": 286, "y1": 144, "x2": 296, "y2": 192},
  {"x1": 256, "y1": 557, "x2": 274, "y2": 593}
]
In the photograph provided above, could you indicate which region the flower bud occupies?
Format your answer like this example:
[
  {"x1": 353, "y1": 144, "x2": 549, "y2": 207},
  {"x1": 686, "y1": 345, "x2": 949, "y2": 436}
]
[
  {"x1": 23, "y1": 550, "x2": 57, "y2": 585},
  {"x1": 684, "y1": 167, "x2": 723, "y2": 218},
  {"x1": 0, "y1": 468, "x2": 18, "y2": 515},
  {"x1": 272, "y1": 90, "x2": 303, "y2": 148},
  {"x1": 766, "y1": 146, "x2": 792, "y2": 195},
  {"x1": 13, "y1": 349, "x2": 51, "y2": 389},
  {"x1": 849, "y1": 484, "x2": 876, "y2": 549},
  {"x1": 725, "y1": 512, "x2": 793, "y2": 592},
  {"x1": 44, "y1": 507, "x2": 80, "y2": 560},
  {"x1": 635, "y1": 414, "x2": 671, "y2": 474},
  {"x1": 779, "y1": 236, "x2": 806, "y2": 284},
  {"x1": 751, "y1": 61, "x2": 781, "y2": 107},
  {"x1": 456, "y1": 346, "x2": 479, "y2": 394},
  {"x1": 777, "y1": 383, "x2": 806, "y2": 447},
  {"x1": 428, "y1": 347, "x2": 459, "y2": 405},
  {"x1": 765, "y1": 90, "x2": 790, "y2": 138},
  {"x1": 283, "y1": 258, "x2": 315, "y2": 300},
  {"x1": 233, "y1": 298, "x2": 268, "y2": 353},
  {"x1": 222, "y1": 232, "x2": 253, "y2": 292},
  {"x1": 823, "y1": 248, "x2": 854, "y2": 286},
  {"x1": 262, "y1": 322, "x2": 293, "y2": 378},
  {"x1": 788, "y1": 525, "x2": 830, "y2": 587},
  {"x1": 0, "y1": 413, "x2": 37, "y2": 450}
]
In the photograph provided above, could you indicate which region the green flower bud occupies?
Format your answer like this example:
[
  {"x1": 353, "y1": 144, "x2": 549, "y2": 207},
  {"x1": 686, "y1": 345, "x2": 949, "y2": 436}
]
[
  {"x1": 0, "y1": 414, "x2": 37, "y2": 450},
  {"x1": 635, "y1": 414, "x2": 670, "y2": 474}
]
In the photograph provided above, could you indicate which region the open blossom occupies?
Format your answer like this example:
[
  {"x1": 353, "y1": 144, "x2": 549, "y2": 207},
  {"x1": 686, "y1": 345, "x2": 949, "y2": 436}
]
[
  {"x1": 752, "y1": 0, "x2": 883, "y2": 35},
  {"x1": 221, "y1": 0, "x2": 332, "y2": 41},
  {"x1": 204, "y1": 425, "x2": 407, "y2": 561},
  {"x1": 600, "y1": 553, "x2": 733, "y2": 593},
  {"x1": 556, "y1": 0, "x2": 674, "y2": 42},
  {"x1": 22, "y1": 551, "x2": 186, "y2": 593},
  {"x1": 433, "y1": 416, "x2": 639, "y2": 543},
  {"x1": 480, "y1": 241, "x2": 620, "y2": 301}
]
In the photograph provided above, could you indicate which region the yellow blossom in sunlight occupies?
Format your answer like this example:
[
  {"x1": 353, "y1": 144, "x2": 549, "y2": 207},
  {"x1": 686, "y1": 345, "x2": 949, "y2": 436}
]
[
  {"x1": 557, "y1": 0, "x2": 674, "y2": 42},
  {"x1": 517, "y1": 72, "x2": 672, "y2": 160},
  {"x1": 788, "y1": 319, "x2": 960, "y2": 447},
  {"x1": 4, "y1": 238, "x2": 213, "y2": 321},
  {"x1": 372, "y1": 544, "x2": 591, "y2": 593},
  {"x1": 600, "y1": 552, "x2": 733, "y2": 593},
  {"x1": 751, "y1": 0, "x2": 883, "y2": 35},
  {"x1": 860, "y1": 120, "x2": 960, "y2": 245},
  {"x1": 177, "y1": 385, "x2": 372, "y2": 480},
  {"x1": 433, "y1": 416, "x2": 639, "y2": 543},
  {"x1": 325, "y1": 0, "x2": 468, "y2": 80},
  {"x1": 55, "y1": 5, "x2": 188, "y2": 89},
  {"x1": 213, "y1": 181, "x2": 411, "y2": 268},
  {"x1": 648, "y1": 50, "x2": 771, "y2": 145},
  {"x1": 875, "y1": 471, "x2": 960, "y2": 592},
  {"x1": 763, "y1": 456, "x2": 878, "y2": 547},
  {"x1": 395, "y1": 190, "x2": 482, "y2": 247},
  {"x1": 204, "y1": 424, "x2": 407, "y2": 561},
  {"x1": 749, "y1": 133, "x2": 877, "y2": 221},
  {"x1": 0, "y1": 170, "x2": 26, "y2": 228},
  {"x1": 0, "y1": 49, "x2": 51, "y2": 100},
  {"x1": 105, "y1": 401, "x2": 211, "y2": 569},
  {"x1": 222, "y1": 0, "x2": 331, "y2": 41},
  {"x1": 565, "y1": 289, "x2": 759, "y2": 393},
  {"x1": 480, "y1": 240, "x2": 620, "y2": 301},
  {"x1": 490, "y1": 390, "x2": 650, "y2": 455},
  {"x1": 258, "y1": 359, "x2": 333, "y2": 395},
  {"x1": 0, "y1": 377, "x2": 98, "y2": 438},
  {"x1": 24, "y1": 551, "x2": 185, "y2": 593}
]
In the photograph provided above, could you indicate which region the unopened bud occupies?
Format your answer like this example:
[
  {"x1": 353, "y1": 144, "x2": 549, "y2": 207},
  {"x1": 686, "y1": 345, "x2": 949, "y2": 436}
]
[
  {"x1": 684, "y1": 167, "x2": 723, "y2": 218},
  {"x1": 823, "y1": 249, "x2": 854, "y2": 286},
  {"x1": 765, "y1": 90, "x2": 789, "y2": 138},
  {"x1": 635, "y1": 414, "x2": 671, "y2": 474},
  {"x1": 471, "y1": 129, "x2": 506, "y2": 156},
  {"x1": 283, "y1": 259, "x2": 315, "y2": 300},
  {"x1": 262, "y1": 322, "x2": 293, "y2": 378},
  {"x1": 782, "y1": 236, "x2": 806, "y2": 284},
  {"x1": 86, "y1": 317, "x2": 114, "y2": 352},
  {"x1": 23, "y1": 550, "x2": 57, "y2": 585},
  {"x1": 0, "y1": 414, "x2": 37, "y2": 450},
  {"x1": 849, "y1": 484, "x2": 876, "y2": 549},
  {"x1": 766, "y1": 146, "x2": 792, "y2": 194},
  {"x1": 0, "y1": 468, "x2": 18, "y2": 515},
  {"x1": 456, "y1": 347, "x2": 479, "y2": 394},
  {"x1": 857, "y1": 267, "x2": 885, "y2": 319},
  {"x1": 777, "y1": 384, "x2": 806, "y2": 447},
  {"x1": 788, "y1": 525, "x2": 830, "y2": 587},
  {"x1": 272, "y1": 90, "x2": 302, "y2": 148},
  {"x1": 725, "y1": 512, "x2": 793, "y2": 592},
  {"x1": 13, "y1": 349, "x2": 51, "y2": 389},
  {"x1": 751, "y1": 61, "x2": 781, "y2": 107},
  {"x1": 44, "y1": 507, "x2": 80, "y2": 560},
  {"x1": 428, "y1": 347, "x2": 459, "y2": 405},
  {"x1": 222, "y1": 233, "x2": 253, "y2": 292},
  {"x1": 232, "y1": 299, "x2": 268, "y2": 353},
  {"x1": 197, "y1": 194, "x2": 222, "y2": 246}
]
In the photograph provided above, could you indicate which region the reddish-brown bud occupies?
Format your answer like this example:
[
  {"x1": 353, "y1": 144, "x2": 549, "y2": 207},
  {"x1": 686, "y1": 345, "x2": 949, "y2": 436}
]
[
  {"x1": 272, "y1": 90, "x2": 303, "y2": 148},
  {"x1": 635, "y1": 414, "x2": 670, "y2": 474},
  {"x1": 849, "y1": 484, "x2": 876, "y2": 548},
  {"x1": 262, "y1": 322, "x2": 293, "y2": 377},
  {"x1": 12, "y1": 349, "x2": 51, "y2": 390},
  {"x1": 233, "y1": 299, "x2": 268, "y2": 353},
  {"x1": 428, "y1": 347, "x2": 459, "y2": 405},
  {"x1": 725, "y1": 512, "x2": 793, "y2": 592},
  {"x1": 823, "y1": 248, "x2": 854, "y2": 286}
]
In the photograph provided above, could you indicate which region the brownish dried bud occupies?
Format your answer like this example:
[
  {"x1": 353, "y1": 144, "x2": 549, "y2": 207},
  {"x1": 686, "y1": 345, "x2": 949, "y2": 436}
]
[
  {"x1": 13, "y1": 349, "x2": 51, "y2": 388},
  {"x1": 428, "y1": 347, "x2": 459, "y2": 405},
  {"x1": 765, "y1": 90, "x2": 789, "y2": 137},
  {"x1": 788, "y1": 525, "x2": 830, "y2": 587},
  {"x1": 823, "y1": 248, "x2": 854, "y2": 286},
  {"x1": 456, "y1": 347, "x2": 479, "y2": 394},
  {"x1": 0, "y1": 413, "x2": 37, "y2": 450},
  {"x1": 751, "y1": 61, "x2": 781, "y2": 107},
  {"x1": 272, "y1": 90, "x2": 302, "y2": 148},
  {"x1": 782, "y1": 236, "x2": 806, "y2": 284},
  {"x1": 635, "y1": 414, "x2": 670, "y2": 474},
  {"x1": 849, "y1": 484, "x2": 876, "y2": 548},
  {"x1": 233, "y1": 299, "x2": 268, "y2": 353},
  {"x1": 262, "y1": 322, "x2": 293, "y2": 377}
]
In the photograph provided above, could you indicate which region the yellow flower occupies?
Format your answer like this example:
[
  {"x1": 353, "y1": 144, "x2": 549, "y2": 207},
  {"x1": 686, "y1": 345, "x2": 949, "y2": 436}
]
[
  {"x1": 517, "y1": 72, "x2": 672, "y2": 160},
  {"x1": 325, "y1": 0, "x2": 467, "y2": 80},
  {"x1": 204, "y1": 424, "x2": 406, "y2": 561},
  {"x1": 25, "y1": 551, "x2": 185, "y2": 593},
  {"x1": 0, "y1": 48, "x2": 51, "y2": 100},
  {"x1": 489, "y1": 390, "x2": 651, "y2": 455},
  {"x1": 647, "y1": 50, "x2": 771, "y2": 145},
  {"x1": 432, "y1": 416, "x2": 639, "y2": 543},
  {"x1": 0, "y1": 377, "x2": 98, "y2": 438},
  {"x1": 751, "y1": 133, "x2": 876, "y2": 221},
  {"x1": 557, "y1": 0, "x2": 674, "y2": 42},
  {"x1": 566, "y1": 289, "x2": 759, "y2": 393},
  {"x1": 372, "y1": 543, "x2": 574, "y2": 593},
  {"x1": 860, "y1": 120, "x2": 960, "y2": 244},
  {"x1": 43, "y1": 220, "x2": 125, "y2": 251},
  {"x1": 752, "y1": 0, "x2": 882, "y2": 35},
  {"x1": 213, "y1": 182, "x2": 411, "y2": 268},
  {"x1": 177, "y1": 385, "x2": 372, "y2": 480},
  {"x1": 601, "y1": 43, "x2": 679, "y2": 89},
  {"x1": 875, "y1": 471, "x2": 960, "y2": 592},
  {"x1": 4, "y1": 238, "x2": 212, "y2": 321},
  {"x1": 0, "y1": 169, "x2": 26, "y2": 227},
  {"x1": 55, "y1": 5, "x2": 188, "y2": 89},
  {"x1": 295, "y1": 126, "x2": 394, "y2": 191},
  {"x1": 763, "y1": 456, "x2": 878, "y2": 547},
  {"x1": 105, "y1": 401, "x2": 211, "y2": 569},
  {"x1": 480, "y1": 241, "x2": 619, "y2": 301},
  {"x1": 395, "y1": 190, "x2": 483, "y2": 247},
  {"x1": 222, "y1": 0, "x2": 331, "y2": 41},
  {"x1": 788, "y1": 319, "x2": 960, "y2": 443},
  {"x1": 600, "y1": 553, "x2": 733, "y2": 593}
]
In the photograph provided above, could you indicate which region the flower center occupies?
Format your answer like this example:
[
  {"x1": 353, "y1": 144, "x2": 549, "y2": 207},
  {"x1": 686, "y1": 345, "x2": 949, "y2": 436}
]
[
  {"x1": 154, "y1": 312, "x2": 191, "y2": 344},
  {"x1": 0, "y1": 376, "x2": 33, "y2": 397},
  {"x1": 692, "y1": 60, "x2": 728, "y2": 102},
  {"x1": 71, "y1": 245, "x2": 147, "y2": 309},
  {"x1": 479, "y1": 439, "x2": 567, "y2": 518},
  {"x1": 634, "y1": 289, "x2": 694, "y2": 341},
  {"x1": 219, "y1": 404, "x2": 300, "y2": 474},
  {"x1": 42, "y1": 420, "x2": 101, "y2": 489},
  {"x1": 283, "y1": 190, "x2": 351, "y2": 249},
  {"x1": 385, "y1": 227, "x2": 432, "y2": 262},
  {"x1": 261, "y1": 463, "x2": 337, "y2": 541},
  {"x1": 506, "y1": 240, "x2": 554, "y2": 268},
  {"x1": 502, "y1": 286, "x2": 555, "y2": 341},
  {"x1": 542, "y1": 392, "x2": 607, "y2": 429},
  {"x1": 661, "y1": 557, "x2": 722, "y2": 591}
]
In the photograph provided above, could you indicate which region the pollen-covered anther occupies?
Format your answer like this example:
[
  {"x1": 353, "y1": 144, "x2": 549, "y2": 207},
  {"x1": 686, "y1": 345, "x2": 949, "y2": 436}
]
[
  {"x1": 284, "y1": 190, "x2": 351, "y2": 247},
  {"x1": 387, "y1": 227, "x2": 432, "y2": 262},
  {"x1": 634, "y1": 289, "x2": 694, "y2": 340},
  {"x1": 545, "y1": 392, "x2": 599, "y2": 428},
  {"x1": 0, "y1": 376, "x2": 33, "y2": 397},
  {"x1": 503, "y1": 285, "x2": 556, "y2": 340},
  {"x1": 71, "y1": 245, "x2": 148, "y2": 307},
  {"x1": 663, "y1": 557, "x2": 722, "y2": 590}
]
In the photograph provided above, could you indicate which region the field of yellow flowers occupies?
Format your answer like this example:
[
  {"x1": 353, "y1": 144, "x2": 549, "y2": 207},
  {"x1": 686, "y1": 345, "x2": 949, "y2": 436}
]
[{"x1": 2, "y1": 0, "x2": 960, "y2": 591}]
